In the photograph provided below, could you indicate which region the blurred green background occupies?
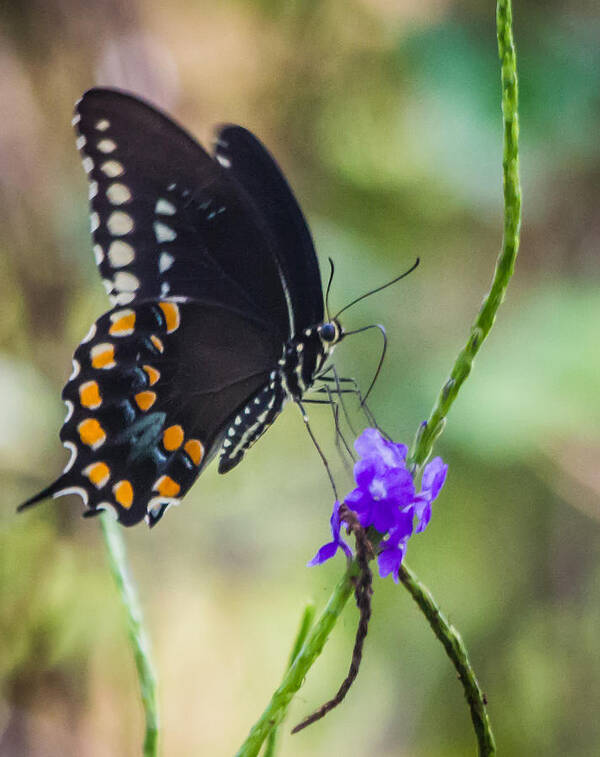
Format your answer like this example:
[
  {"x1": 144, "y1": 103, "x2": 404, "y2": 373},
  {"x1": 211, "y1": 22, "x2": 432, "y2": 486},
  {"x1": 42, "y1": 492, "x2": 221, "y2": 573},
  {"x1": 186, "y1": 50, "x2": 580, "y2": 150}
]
[{"x1": 1, "y1": 0, "x2": 599, "y2": 755}]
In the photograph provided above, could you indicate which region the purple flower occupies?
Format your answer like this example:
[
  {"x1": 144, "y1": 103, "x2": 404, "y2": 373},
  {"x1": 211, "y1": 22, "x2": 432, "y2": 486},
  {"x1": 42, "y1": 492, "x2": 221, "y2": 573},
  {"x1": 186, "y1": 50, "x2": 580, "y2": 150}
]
[
  {"x1": 307, "y1": 500, "x2": 353, "y2": 566},
  {"x1": 346, "y1": 429, "x2": 414, "y2": 533},
  {"x1": 308, "y1": 429, "x2": 448, "y2": 579}
]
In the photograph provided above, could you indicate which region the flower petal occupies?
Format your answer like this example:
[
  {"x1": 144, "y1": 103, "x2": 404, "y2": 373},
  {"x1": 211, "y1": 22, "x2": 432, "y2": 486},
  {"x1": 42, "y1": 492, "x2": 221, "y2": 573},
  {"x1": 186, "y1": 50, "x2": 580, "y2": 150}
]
[
  {"x1": 345, "y1": 488, "x2": 373, "y2": 526},
  {"x1": 377, "y1": 541, "x2": 407, "y2": 582},
  {"x1": 372, "y1": 501, "x2": 397, "y2": 534},
  {"x1": 307, "y1": 541, "x2": 339, "y2": 566},
  {"x1": 413, "y1": 496, "x2": 432, "y2": 533},
  {"x1": 388, "y1": 509, "x2": 415, "y2": 543},
  {"x1": 353, "y1": 457, "x2": 377, "y2": 488},
  {"x1": 422, "y1": 457, "x2": 448, "y2": 501},
  {"x1": 355, "y1": 428, "x2": 407, "y2": 469},
  {"x1": 354, "y1": 428, "x2": 382, "y2": 458}
]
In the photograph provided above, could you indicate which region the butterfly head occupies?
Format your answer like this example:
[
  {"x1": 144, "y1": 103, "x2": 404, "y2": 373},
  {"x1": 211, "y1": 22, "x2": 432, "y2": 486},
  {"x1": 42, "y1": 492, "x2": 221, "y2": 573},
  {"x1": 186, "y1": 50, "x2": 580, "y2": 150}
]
[{"x1": 317, "y1": 319, "x2": 343, "y2": 349}]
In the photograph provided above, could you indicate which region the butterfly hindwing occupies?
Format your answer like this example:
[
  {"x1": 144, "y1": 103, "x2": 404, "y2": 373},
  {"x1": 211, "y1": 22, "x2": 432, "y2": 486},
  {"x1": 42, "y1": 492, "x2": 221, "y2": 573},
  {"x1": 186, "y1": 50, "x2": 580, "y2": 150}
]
[
  {"x1": 74, "y1": 88, "x2": 291, "y2": 341},
  {"x1": 20, "y1": 300, "x2": 280, "y2": 526}
]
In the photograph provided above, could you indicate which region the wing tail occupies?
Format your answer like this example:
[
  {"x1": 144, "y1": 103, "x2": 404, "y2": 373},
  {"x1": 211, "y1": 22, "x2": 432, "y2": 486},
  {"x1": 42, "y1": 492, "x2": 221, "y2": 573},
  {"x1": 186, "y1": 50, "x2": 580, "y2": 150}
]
[{"x1": 17, "y1": 475, "x2": 71, "y2": 512}]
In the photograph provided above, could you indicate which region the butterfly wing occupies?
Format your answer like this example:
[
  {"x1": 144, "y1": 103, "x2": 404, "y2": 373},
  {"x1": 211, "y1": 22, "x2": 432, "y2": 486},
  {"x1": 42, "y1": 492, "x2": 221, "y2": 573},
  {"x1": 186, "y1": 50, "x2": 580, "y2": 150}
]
[
  {"x1": 19, "y1": 300, "x2": 280, "y2": 526},
  {"x1": 214, "y1": 125, "x2": 324, "y2": 335},
  {"x1": 74, "y1": 88, "x2": 292, "y2": 342}
]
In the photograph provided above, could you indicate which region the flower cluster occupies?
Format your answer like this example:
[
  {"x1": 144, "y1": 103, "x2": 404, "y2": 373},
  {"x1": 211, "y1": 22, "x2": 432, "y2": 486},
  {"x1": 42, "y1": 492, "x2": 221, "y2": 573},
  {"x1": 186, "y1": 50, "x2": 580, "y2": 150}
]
[{"x1": 309, "y1": 428, "x2": 447, "y2": 582}]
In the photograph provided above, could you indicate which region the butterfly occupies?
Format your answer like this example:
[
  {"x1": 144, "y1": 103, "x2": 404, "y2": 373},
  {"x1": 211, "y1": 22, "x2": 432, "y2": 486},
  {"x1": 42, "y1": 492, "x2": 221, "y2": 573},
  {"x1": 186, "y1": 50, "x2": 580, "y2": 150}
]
[{"x1": 19, "y1": 87, "x2": 344, "y2": 527}]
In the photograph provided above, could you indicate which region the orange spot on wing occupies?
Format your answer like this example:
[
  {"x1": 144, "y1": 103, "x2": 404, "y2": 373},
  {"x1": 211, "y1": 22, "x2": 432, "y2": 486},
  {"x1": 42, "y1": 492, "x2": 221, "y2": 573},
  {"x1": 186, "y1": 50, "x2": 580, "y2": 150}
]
[
  {"x1": 158, "y1": 301, "x2": 181, "y2": 333},
  {"x1": 184, "y1": 439, "x2": 204, "y2": 466},
  {"x1": 163, "y1": 425, "x2": 184, "y2": 451},
  {"x1": 79, "y1": 380, "x2": 102, "y2": 409},
  {"x1": 143, "y1": 365, "x2": 160, "y2": 386},
  {"x1": 153, "y1": 475, "x2": 180, "y2": 498},
  {"x1": 135, "y1": 391, "x2": 157, "y2": 411},
  {"x1": 109, "y1": 309, "x2": 136, "y2": 336},
  {"x1": 113, "y1": 480, "x2": 134, "y2": 508},
  {"x1": 91, "y1": 343, "x2": 115, "y2": 369},
  {"x1": 78, "y1": 418, "x2": 106, "y2": 449},
  {"x1": 150, "y1": 335, "x2": 164, "y2": 353},
  {"x1": 83, "y1": 461, "x2": 110, "y2": 488}
]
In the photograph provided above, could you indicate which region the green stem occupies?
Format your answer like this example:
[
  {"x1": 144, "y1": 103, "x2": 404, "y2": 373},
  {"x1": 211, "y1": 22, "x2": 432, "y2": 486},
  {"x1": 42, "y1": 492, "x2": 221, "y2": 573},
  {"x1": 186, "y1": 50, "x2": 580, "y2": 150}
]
[
  {"x1": 100, "y1": 513, "x2": 159, "y2": 757},
  {"x1": 410, "y1": 0, "x2": 521, "y2": 468},
  {"x1": 263, "y1": 603, "x2": 316, "y2": 757},
  {"x1": 399, "y1": 565, "x2": 496, "y2": 756},
  {"x1": 236, "y1": 561, "x2": 359, "y2": 757}
]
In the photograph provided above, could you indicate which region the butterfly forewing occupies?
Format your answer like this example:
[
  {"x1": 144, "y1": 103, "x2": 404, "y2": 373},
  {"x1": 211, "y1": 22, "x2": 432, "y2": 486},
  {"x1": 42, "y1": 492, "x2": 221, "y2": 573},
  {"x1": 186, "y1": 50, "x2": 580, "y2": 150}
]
[{"x1": 74, "y1": 88, "x2": 291, "y2": 341}]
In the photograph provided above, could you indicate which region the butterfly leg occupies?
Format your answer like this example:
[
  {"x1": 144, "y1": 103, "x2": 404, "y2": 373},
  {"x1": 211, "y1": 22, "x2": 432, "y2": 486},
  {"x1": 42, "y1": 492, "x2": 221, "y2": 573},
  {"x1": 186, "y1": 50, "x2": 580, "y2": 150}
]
[
  {"x1": 315, "y1": 367, "x2": 390, "y2": 439},
  {"x1": 302, "y1": 390, "x2": 355, "y2": 474},
  {"x1": 323, "y1": 384, "x2": 356, "y2": 474},
  {"x1": 295, "y1": 400, "x2": 339, "y2": 501},
  {"x1": 314, "y1": 365, "x2": 357, "y2": 437}
]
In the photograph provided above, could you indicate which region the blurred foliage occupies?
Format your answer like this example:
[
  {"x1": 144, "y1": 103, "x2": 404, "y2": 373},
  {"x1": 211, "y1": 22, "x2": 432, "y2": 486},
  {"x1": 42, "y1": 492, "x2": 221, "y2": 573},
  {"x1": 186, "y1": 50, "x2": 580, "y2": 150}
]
[{"x1": 0, "y1": 0, "x2": 599, "y2": 755}]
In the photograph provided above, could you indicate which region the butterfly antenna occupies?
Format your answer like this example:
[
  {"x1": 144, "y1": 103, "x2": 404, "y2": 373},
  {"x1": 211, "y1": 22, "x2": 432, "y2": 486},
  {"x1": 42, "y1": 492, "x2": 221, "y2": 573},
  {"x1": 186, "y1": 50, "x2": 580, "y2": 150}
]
[
  {"x1": 342, "y1": 323, "x2": 387, "y2": 405},
  {"x1": 333, "y1": 258, "x2": 419, "y2": 321},
  {"x1": 325, "y1": 257, "x2": 335, "y2": 323}
]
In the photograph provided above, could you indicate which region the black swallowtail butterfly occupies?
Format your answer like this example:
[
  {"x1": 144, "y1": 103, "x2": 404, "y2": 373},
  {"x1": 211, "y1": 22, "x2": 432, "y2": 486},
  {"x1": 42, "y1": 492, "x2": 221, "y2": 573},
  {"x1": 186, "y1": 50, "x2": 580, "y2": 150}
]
[{"x1": 19, "y1": 88, "x2": 343, "y2": 527}]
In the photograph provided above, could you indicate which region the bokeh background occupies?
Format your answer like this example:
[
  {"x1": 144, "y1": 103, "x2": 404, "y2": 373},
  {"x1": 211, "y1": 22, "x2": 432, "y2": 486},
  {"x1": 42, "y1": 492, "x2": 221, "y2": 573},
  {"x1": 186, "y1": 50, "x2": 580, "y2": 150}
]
[{"x1": 1, "y1": 1, "x2": 599, "y2": 755}]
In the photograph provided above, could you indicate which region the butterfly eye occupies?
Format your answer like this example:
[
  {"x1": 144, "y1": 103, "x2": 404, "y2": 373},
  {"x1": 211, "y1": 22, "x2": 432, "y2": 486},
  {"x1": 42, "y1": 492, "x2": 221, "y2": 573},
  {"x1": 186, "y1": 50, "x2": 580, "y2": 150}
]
[{"x1": 318, "y1": 322, "x2": 338, "y2": 343}]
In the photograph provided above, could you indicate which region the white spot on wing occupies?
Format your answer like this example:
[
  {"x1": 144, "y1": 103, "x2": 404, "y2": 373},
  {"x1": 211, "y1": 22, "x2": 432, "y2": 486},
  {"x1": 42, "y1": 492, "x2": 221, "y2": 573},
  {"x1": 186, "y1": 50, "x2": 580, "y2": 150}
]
[
  {"x1": 154, "y1": 221, "x2": 176, "y2": 243},
  {"x1": 97, "y1": 501, "x2": 119, "y2": 519},
  {"x1": 95, "y1": 119, "x2": 110, "y2": 131},
  {"x1": 107, "y1": 211, "x2": 134, "y2": 235},
  {"x1": 113, "y1": 291, "x2": 136, "y2": 305},
  {"x1": 108, "y1": 240, "x2": 135, "y2": 267},
  {"x1": 93, "y1": 244, "x2": 104, "y2": 264},
  {"x1": 90, "y1": 212, "x2": 100, "y2": 232},
  {"x1": 76, "y1": 135, "x2": 86, "y2": 150},
  {"x1": 101, "y1": 160, "x2": 124, "y2": 178},
  {"x1": 54, "y1": 486, "x2": 89, "y2": 505},
  {"x1": 69, "y1": 359, "x2": 81, "y2": 380},
  {"x1": 89, "y1": 180, "x2": 98, "y2": 200},
  {"x1": 148, "y1": 497, "x2": 180, "y2": 517},
  {"x1": 113, "y1": 271, "x2": 140, "y2": 292},
  {"x1": 216, "y1": 154, "x2": 231, "y2": 168},
  {"x1": 72, "y1": 114, "x2": 81, "y2": 126},
  {"x1": 155, "y1": 198, "x2": 176, "y2": 215},
  {"x1": 62, "y1": 441, "x2": 78, "y2": 473},
  {"x1": 106, "y1": 183, "x2": 132, "y2": 205},
  {"x1": 97, "y1": 138, "x2": 117, "y2": 153},
  {"x1": 64, "y1": 400, "x2": 74, "y2": 423},
  {"x1": 81, "y1": 323, "x2": 97, "y2": 343},
  {"x1": 82, "y1": 157, "x2": 94, "y2": 174},
  {"x1": 160, "y1": 281, "x2": 170, "y2": 297},
  {"x1": 158, "y1": 252, "x2": 174, "y2": 273}
]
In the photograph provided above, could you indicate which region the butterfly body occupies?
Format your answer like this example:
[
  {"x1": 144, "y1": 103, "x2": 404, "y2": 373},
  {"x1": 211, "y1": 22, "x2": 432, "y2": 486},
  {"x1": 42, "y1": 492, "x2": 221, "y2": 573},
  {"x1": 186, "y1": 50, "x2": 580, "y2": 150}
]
[
  {"x1": 219, "y1": 321, "x2": 339, "y2": 474},
  {"x1": 20, "y1": 88, "x2": 343, "y2": 527}
]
